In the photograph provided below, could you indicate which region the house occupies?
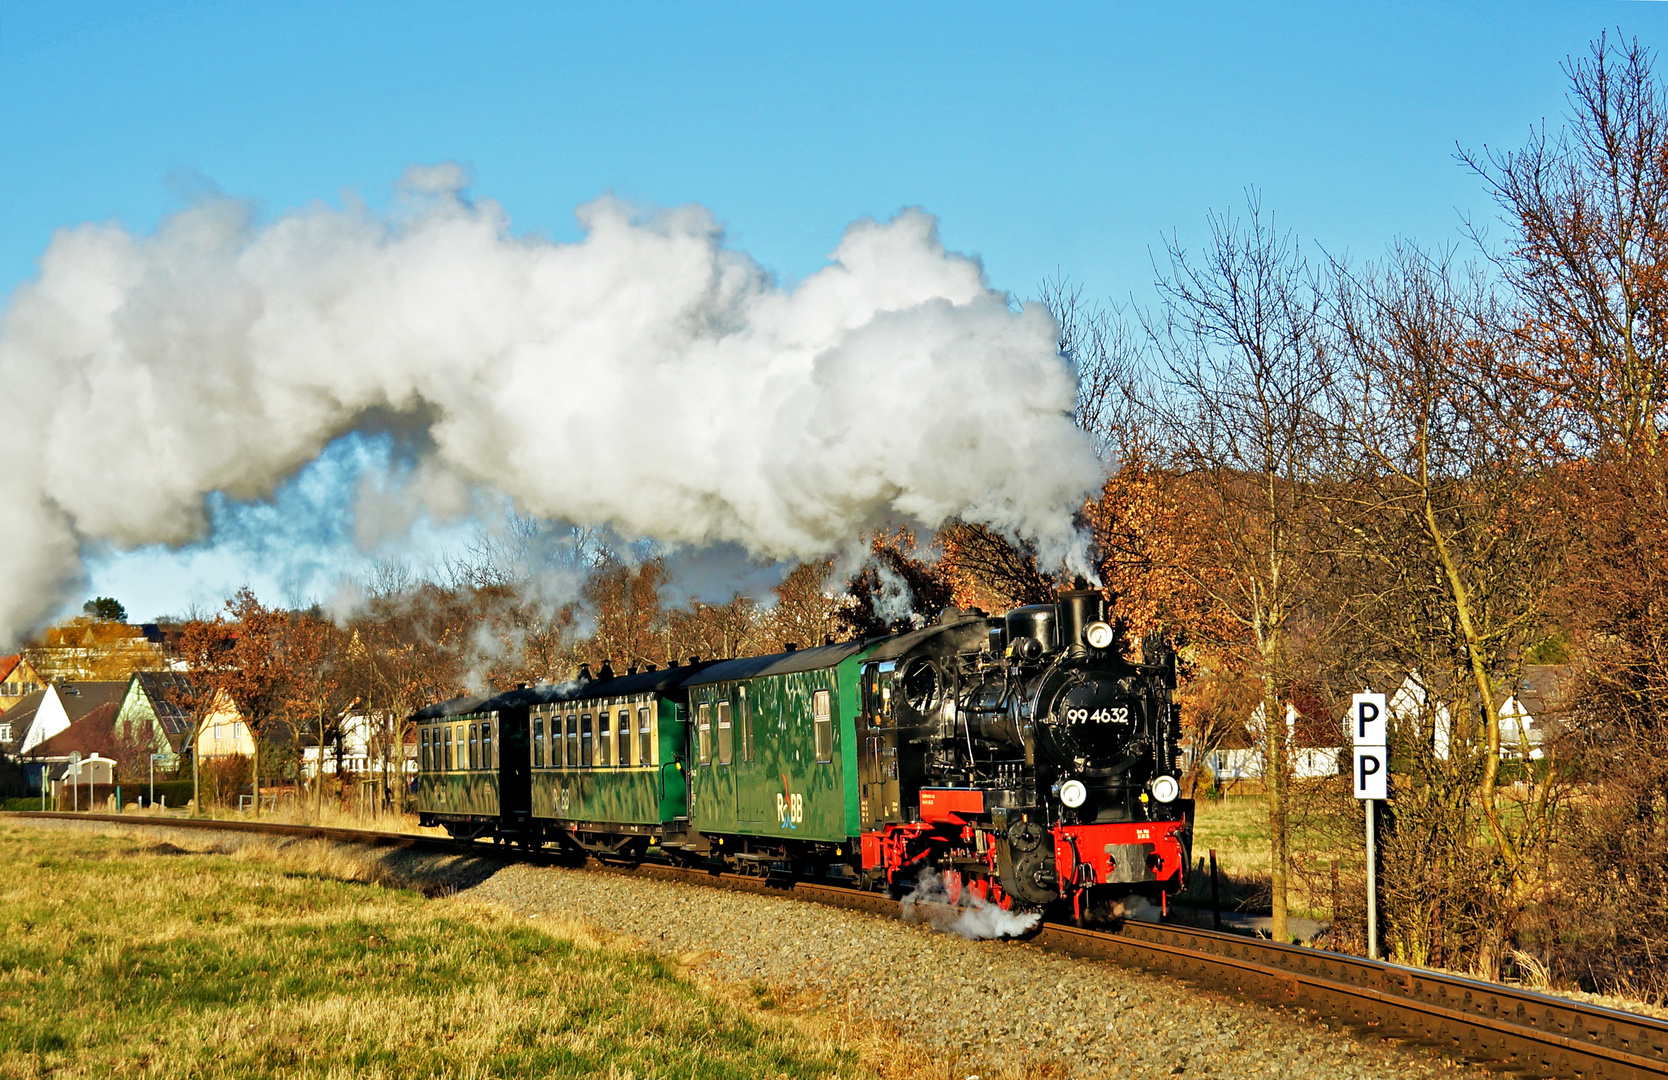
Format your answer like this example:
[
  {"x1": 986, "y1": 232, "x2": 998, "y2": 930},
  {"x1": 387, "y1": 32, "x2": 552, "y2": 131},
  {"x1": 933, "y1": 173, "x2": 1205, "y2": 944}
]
[
  {"x1": 1206, "y1": 699, "x2": 1346, "y2": 783},
  {"x1": 0, "y1": 656, "x2": 45, "y2": 709},
  {"x1": 29, "y1": 702, "x2": 119, "y2": 761},
  {"x1": 0, "y1": 690, "x2": 44, "y2": 758},
  {"x1": 113, "y1": 671, "x2": 200, "y2": 768},
  {"x1": 1497, "y1": 666, "x2": 1570, "y2": 760},
  {"x1": 26, "y1": 701, "x2": 121, "y2": 796},
  {"x1": 1389, "y1": 667, "x2": 1570, "y2": 761},
  {"x1": 300, "y1": 709, "x2": 416, "y2": 780},
  {"x1": 23, "y1": 619, "x2": 171, "y2": 683},
  {"x1": 10, "y1": 682, "x2": 127, "y2": 756},
  {"x1": 193, "y1": 689, "x2": 255, "y2": 760}
]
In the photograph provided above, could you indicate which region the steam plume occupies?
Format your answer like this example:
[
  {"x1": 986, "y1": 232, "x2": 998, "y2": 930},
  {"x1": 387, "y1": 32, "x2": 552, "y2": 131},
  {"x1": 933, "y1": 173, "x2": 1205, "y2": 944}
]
[
  {"x1": 900, "y1": 868, "x2": 1041, "y2": 939},
  {"x1": 0, "y1": 165, "x2": 1100, "y2": 641}
]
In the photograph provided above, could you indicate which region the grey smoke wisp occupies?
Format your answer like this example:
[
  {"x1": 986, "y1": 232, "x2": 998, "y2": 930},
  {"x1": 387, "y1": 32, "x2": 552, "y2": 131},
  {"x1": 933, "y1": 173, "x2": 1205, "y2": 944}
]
[
  {"x1": 900, "y1": 868, "x2": 1041, "y2": 939},
  {"x1": 0, "y1": 165, "x2": 1101, "y2": 643}
]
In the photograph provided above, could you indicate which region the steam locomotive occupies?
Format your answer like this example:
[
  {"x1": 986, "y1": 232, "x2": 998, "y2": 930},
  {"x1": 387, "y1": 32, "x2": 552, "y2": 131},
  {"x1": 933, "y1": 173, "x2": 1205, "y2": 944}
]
[{"x1": 411, "y1": 589, "x2": 1191, "y2": 922}]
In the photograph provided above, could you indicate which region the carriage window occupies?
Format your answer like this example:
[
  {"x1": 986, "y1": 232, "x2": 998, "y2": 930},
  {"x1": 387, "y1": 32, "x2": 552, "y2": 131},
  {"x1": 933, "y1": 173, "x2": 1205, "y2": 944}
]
[
  {"x1": 638, "y1": 706, "x2": 653, "y2": 765},
  {"x1": 598, "y1": 710, "x2": 613, "y2": 767},
  {"x1": 533, "y1": 715, "x2": 545, "y2": 769},
  {"x1": 482, "y1": 721, "x2": 494, "y2": 769},
  {"x1": 468, "y1": 724, "x2": 479, "y2": 770},
  {"x1": 444, "y1": 726, "x2": 453, "y2": 772},
  {"x1": 420, "y1": 728, "x2": 430, "y2": 772},
  {"x1": 568, "y1": 714, "x2": 580, "y2": 767},
  {"x1": 813, "y1": 690, "x2": 833, "y2": 763},
  {"x1": 619, "y1": 706, "x2": 633, "y2": 765},
  {"x1": 697, "y1": 703, "x2": 712, "y2": 764},
  {"x1": 739, "y1": 688, "x2": 754, "y2": 763},
  {"x1": 581, "y1": 713, "x2": 593, "y2": 768},
  {"x1": 552, "y1": 713, "x2": 564, "y2": 768},
  {"x1": 717, "y1": 701, "x2": 733, "y2": 765}
]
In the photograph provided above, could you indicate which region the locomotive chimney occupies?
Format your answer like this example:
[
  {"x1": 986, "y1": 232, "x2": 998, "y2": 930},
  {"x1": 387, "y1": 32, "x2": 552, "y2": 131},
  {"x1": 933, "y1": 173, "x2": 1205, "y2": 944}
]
[{"x1": 1056, "y1": 589, "x2": 1105, "y2": 652}]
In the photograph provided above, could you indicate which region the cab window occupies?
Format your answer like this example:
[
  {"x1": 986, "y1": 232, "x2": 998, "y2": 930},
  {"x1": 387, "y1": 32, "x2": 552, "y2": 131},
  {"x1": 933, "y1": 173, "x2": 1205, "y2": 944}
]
[{"x1": 813, "y1": 690, "x2": 834, "y2": 763}]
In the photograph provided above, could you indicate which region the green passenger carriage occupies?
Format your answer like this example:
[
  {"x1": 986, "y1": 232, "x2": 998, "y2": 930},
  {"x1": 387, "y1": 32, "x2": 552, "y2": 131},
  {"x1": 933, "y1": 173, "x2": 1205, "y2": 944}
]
[
  {"x1": 679, "y1": 642, "x2": 873, "y2": 863},
  {"x1": 524, "y1": 664, "x2": 702, "y2": 859},
  {"x1": 411, "y1": 698, "x2": 530, "y2": 840}
]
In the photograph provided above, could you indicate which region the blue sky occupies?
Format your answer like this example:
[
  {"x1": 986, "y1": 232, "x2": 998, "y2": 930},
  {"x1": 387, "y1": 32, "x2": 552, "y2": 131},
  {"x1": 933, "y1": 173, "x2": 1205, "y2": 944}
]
[{"x1": 3, "y1": 1, "x2": 1663, "y2": 621}]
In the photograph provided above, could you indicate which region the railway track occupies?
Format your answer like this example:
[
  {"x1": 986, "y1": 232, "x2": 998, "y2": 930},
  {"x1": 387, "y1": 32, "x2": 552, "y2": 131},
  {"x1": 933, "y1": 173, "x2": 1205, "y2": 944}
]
[{"x1": 17, "y1": 810, "x2": 1667, "y2": 1080}]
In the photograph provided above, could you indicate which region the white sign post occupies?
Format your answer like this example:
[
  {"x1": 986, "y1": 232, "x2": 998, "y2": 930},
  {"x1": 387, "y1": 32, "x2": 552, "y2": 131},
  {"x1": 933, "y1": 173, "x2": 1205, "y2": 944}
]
[{"x1": 1351, "y1": 693, "x2": 1388, "y2": 960}]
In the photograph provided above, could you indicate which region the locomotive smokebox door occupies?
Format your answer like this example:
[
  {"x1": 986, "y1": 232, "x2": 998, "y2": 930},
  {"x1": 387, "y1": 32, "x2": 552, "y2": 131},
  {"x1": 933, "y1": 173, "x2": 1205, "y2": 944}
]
[{"x1": 1037, "y1": 673, "x2": 1141, "y2": 769}]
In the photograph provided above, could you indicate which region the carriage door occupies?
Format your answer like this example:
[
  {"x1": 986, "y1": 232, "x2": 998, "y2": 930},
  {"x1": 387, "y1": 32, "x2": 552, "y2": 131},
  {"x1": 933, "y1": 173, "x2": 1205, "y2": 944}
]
[{"x1": 859, "y1": 662, "x2": 901, "y2": 828}]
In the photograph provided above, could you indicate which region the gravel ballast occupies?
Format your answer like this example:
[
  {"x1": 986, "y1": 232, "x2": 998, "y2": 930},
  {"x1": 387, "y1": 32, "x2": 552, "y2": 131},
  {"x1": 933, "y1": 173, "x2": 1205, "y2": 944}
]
[{"x1": 462, "y1": 861, "x2": 1491, "y2": 1080}]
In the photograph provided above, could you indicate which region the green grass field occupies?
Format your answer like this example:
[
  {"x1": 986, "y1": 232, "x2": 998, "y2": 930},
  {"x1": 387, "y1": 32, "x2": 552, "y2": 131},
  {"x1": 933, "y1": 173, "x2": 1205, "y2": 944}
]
[
  {"x1": 1184, "y1": 793, "x2": 1365, "y2": 921},
  {"x1": 0, "y1": 823, "x2": 874, "y2": 1080}
]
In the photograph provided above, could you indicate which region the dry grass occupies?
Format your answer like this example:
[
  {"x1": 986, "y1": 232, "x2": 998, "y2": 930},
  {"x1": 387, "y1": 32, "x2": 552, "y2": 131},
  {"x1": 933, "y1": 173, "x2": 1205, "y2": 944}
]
[
  {"x1": 121, "y1": 798, "x2": 451, "y2": 838},
  {"x1": 0, "y1": 822, "x2": 881, "y2": 1079}
]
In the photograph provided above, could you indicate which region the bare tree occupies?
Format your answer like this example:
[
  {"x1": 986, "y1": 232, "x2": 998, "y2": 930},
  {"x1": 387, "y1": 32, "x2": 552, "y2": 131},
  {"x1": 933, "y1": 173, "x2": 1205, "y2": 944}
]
[
  {"x1": 1146, "y1": 193, "x2": 1336, "y2": 941},
  {"x1": 1039, "y1": 275, "x2": 1149, "y2": 459},
  {"x1": 1330, "y1": 244, "x2": 1566, "y2": 973},
  {"x1": 1463, "y1": 32, "x2": 1668, "y2": 459}
]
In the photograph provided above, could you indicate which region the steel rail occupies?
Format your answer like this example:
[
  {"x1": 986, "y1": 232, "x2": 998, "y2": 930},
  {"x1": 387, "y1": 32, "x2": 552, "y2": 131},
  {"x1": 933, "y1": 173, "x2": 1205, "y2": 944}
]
[{"x1": 17, "y1": 811, "x2": 1666, "y2": 1079}]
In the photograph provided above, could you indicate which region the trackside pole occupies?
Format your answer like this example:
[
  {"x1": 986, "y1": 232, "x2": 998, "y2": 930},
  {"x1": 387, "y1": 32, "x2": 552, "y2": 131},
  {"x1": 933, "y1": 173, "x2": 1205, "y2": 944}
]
[
  {"x1": 1366, "y1": 799, "x2": 1378, "y2": 960},
  {"x1": 1351, "y1": 691, "x2": 1389, "y2": 963},
  {"x1": 1209, "y1": 849, "x2": 1222, "y2": 932}
]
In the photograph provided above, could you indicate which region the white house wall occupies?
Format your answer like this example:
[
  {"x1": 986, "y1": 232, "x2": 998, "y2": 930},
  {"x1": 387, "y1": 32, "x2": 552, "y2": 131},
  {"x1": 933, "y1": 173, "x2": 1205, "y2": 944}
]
[{"x1": 19, "y1": 686, "x2": 71, "y2": 754}]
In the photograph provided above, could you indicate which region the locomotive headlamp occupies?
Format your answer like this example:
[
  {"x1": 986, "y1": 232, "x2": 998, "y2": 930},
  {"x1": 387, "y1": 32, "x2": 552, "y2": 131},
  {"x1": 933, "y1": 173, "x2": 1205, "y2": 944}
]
[
  {"x1": 1059, "y1": 778, "x2": 1088, "y2": 808},
  {"x1": 1084, "y1": 621, "x2": 1115, "y2": 649},
  {"x1": 1149, "y1": 775, "x2": 1180, "y2": 803}
]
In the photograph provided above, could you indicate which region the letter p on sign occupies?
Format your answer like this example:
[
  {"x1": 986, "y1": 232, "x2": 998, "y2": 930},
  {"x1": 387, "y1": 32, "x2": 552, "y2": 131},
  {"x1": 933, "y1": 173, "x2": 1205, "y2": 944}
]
[
  {"x1": 1352, "y1": 692, "x2": 1387, "y2": 746},
  {"x1": 1353, "y1": 747, "x2": 1388, "y2": 800}
]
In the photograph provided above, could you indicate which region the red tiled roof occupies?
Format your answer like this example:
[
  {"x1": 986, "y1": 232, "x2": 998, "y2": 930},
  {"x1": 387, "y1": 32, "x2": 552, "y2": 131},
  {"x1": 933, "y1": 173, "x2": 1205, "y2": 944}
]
[
  {"x1": 29, "y1": 702, "x2": 119, "y2": 757},
  {"x1": 0, "y1": 656, "x2": 19, "y2": 682}
]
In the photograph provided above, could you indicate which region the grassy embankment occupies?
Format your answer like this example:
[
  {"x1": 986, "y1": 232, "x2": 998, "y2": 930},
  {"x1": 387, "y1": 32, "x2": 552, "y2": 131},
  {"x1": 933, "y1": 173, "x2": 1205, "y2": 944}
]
[{"x1": 0, "y1": 823, "x2": 877, "y2": 1079}]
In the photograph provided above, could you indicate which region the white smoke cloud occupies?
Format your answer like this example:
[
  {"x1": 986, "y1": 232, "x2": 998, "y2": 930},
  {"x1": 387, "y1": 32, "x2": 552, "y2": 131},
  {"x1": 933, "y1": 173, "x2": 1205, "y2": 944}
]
[
  {"x1": 900, "y1": 868, "x2": 1041, "y2": 939},
  {"x1": 0, "y1": 165, "x2": 1101, "y2": 644}
]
